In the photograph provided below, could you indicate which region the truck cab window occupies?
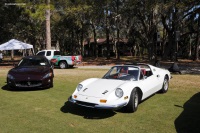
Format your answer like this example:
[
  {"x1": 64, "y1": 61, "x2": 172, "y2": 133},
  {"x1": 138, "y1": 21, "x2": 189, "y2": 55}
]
[
  {"x1": 37, "y1": 51, "x2": 45, "y2": 56},
  {"x1": 46, "y1": 51, "x2": 51, "y2": 56}
]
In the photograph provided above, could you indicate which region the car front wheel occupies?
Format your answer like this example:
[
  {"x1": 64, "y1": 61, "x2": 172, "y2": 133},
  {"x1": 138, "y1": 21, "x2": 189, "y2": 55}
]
[
  {"x1": 160, "y1": 76, "x2": 169, "y2": 93},
  {"x1": 126, "y1": 88, "x2": 139, "y2": 113}
]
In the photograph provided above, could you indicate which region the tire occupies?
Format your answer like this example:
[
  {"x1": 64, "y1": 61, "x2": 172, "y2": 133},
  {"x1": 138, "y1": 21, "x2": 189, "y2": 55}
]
[
  {"x1": 160, "y1": 76, "x2": 169, "y2": 93},
  {"x1": 50, "y1": 79, "x2": 53, "y2": 88},
  {"x1": 126, "y1": 88, "x2": 139, "y2": 113},
  {"x1": 59, "y1": 61, "x2": 68, "y2": 69}
]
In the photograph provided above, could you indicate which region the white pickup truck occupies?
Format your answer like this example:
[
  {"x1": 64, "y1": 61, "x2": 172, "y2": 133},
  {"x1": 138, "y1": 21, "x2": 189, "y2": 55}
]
[{"x1": 36, "y1": 50, "x2": 82, "y2": 69}]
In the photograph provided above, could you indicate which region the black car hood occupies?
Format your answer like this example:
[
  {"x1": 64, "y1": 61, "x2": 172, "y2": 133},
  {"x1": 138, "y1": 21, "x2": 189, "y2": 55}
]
[{"x1": 9, "y1": 66, "x2": 51, "y2": 78}]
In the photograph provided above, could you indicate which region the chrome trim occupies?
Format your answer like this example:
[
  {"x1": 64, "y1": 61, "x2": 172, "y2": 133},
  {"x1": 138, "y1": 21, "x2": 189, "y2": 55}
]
[
  {"x1": 95, "y1": 102, "x2": 127, "y2": 110},
  {"x1": 68, "y1": 96, "x2": 127, "y2": 110}
]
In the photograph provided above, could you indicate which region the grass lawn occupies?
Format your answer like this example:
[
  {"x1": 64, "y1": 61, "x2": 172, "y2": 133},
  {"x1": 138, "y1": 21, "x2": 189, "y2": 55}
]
[{"x1": 0, "y1": 67, "x2": 200, "y2": 133}]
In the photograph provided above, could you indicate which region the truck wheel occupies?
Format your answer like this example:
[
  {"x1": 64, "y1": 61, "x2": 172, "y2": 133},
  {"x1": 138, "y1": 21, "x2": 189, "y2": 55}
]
[{"x1": 59, "y1": 61, "x2": 68, "y2": 69}]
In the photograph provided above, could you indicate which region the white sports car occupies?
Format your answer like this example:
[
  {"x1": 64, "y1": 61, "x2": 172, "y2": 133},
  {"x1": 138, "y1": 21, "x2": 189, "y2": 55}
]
[{"x1": 68, "y1": 64, "x2": 171, "y2": 112}]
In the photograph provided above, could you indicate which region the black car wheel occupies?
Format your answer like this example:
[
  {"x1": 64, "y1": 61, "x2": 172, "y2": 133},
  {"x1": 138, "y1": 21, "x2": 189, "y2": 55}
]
[
  {"x1": 126, "y1": 88, "x2": 139, "y2": 112},
  {"x1": 59, "y1": 61, "x2": 68, "y2": 69}
]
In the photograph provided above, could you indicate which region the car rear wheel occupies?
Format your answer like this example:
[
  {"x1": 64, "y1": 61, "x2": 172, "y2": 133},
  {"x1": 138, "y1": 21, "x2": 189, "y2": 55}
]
[
  {"x1": 160, "y1": 76, "x2": 169, "y2": 93},
  {"x1": 59, "y1": 61, "x2": 68, "y2": 69},
  {"x1": 126, "y1": 88, "x2": 139, "y2": 112}
]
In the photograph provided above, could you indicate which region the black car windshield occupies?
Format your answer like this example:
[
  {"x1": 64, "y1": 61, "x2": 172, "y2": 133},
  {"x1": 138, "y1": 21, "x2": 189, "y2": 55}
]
[
  {"x1": 18, "y1": 57, "x2": 49, "y2": 67},
  {"x1": 103, "y1": 66, "x2": 139, "y2": 81}
]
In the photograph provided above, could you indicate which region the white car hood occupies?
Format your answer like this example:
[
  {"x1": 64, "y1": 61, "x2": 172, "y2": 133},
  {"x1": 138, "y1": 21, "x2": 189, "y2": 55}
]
[{"x1": 78, "y1": 79, "x2": 126, "y2": 98}]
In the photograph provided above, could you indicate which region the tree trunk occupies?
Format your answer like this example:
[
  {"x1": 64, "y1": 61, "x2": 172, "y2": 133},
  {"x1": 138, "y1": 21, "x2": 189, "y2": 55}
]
[
  {"x1": 46, "y1": 0, "x2": 51, "y2": 50},
  {"x1": 163, "y1": 31, "x2": 174, "y2": 60},
  {"x1": 80, "y1": 27, "x2": 83, "y2": 56},
  {"x1": 147, "y1": 43, "x2": 154, "y2": 60},
  {"x1": 116, "y1": 27, "x2": 120, "y2": 60},
  {"x1": 106, "y1": 27, "x2": 110, "y2": 60},
  {"x1": 11, "y1": 50, "x2": 14, "y2": 60},
  {"x1": 194, "y1": 43, "x2": 199, "y2": 61},
  {"x1": 71, "y1": 30, "x2": 74, "y2": 54},
  {"x1": 92, "y1": 24, "x2": 98, "y2": 58},
  {"x1": 116, "y1": 0, "x2": 120, "y2": 60},
  {"x1": 189, "y1": 35, "x2": 192, "y2": 58},
  {"x1": 194, "y1": 17, "x2": 200, "y2": 61},
  {"x1": 194, "y1": 31, "x2": 199, "y2": 61},
  {"x1": 106, "y1": 4, "x2": 110, "y2": 60}
]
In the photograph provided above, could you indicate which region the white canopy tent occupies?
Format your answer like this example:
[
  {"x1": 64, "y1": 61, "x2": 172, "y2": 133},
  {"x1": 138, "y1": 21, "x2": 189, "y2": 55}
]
[
  {"x1": 0, "y1": 39, "x2": 35, "y2": 57},
  {"x1": 0, "y1": 39, "x2": 33, "y2": 50}
]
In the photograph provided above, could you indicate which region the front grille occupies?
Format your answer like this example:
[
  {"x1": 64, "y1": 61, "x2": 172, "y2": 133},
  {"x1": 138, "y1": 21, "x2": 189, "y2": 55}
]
[
  {"x1": 76, "y1": 100, "x2": 98, "y2": 107},
  {"x1": 16, "y1": 81, "x2": 42, "y2": 87}
]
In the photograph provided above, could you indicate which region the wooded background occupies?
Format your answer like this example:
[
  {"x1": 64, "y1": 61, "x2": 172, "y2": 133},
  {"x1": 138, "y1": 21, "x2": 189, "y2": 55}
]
[{"x1": 0, "y1": 0, "x2": 199, "y2": 61}]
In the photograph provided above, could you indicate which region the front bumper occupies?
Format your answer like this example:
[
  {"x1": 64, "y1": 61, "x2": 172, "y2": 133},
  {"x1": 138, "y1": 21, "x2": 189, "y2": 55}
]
[
  {"x1": 68, "y1": 96, "x2": 127, "y2": 110},
  {"x1": 7, "y1": 77, "x2": 53, "y2": 89}
]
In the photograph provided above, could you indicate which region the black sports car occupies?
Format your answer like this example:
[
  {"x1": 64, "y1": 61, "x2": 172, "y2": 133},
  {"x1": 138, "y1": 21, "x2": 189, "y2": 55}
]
[{"x1": 7, "y1": 56, "x2": 54, "y2": 89}]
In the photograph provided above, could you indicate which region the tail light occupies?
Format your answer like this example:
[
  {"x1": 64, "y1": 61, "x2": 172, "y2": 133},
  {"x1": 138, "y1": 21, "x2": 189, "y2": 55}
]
[
  {"x1": 71, "y1": 56, "x2": 75, "y2": 61},
  {"x1": 51, "y1": 59, "x2": 57, "y2": 63}
]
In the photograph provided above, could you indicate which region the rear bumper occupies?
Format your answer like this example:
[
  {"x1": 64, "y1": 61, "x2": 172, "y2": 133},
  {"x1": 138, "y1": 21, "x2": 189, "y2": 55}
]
[{"x1": 68, "y1": 96, "x2": 127, "y2": 110}]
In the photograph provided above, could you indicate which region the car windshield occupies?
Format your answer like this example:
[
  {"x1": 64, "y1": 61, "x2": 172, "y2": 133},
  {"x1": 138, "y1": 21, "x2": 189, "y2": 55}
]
[
  {"x1": 18, "y1": 57, "x2": 49, "y2": 67},
  {"x1": 103, "y1": 66, "x2": 139, "y2": 81}
]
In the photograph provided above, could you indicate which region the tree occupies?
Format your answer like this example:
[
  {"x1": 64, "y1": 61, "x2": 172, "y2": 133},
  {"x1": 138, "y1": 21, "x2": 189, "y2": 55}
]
[
  {"x1": 16, "y1": 0, "x2": 54, "y2": 50},
  {"x1": 46, "y1": 0, "x2": 51, "y2": 49},
  {"x1": 122, "y1": 0, "x2": 161, "y2": 60},
  {"x1": 1, "y1": 0, "x2": 199, "y2": 61}
]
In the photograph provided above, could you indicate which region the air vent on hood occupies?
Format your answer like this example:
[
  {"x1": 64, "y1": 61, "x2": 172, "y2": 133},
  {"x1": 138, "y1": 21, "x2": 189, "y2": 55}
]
[
  {"x1": 83, "y1": 88, "x2": 88, "y2": 92},
  {"x1": 102, "y1": 90, "x2": 108, "y2": 95}
]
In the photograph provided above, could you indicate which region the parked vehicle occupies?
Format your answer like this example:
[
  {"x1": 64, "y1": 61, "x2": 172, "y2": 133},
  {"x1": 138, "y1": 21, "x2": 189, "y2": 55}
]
[
  {"x1": 7, "y1": 56, "x2": 54, "y2": 89},
  {"x1": 68, "y1": 64, "x2": 171, "y2": 113},
  {"x1": 36, "y1": 50, "x2": 82, "y2": 69},
  {"x1": 51, "y1": 55, "x2": 82, "y2": 69},
  {"x1": 36, "y1": 50, "x2": 60, "y2": 60}
]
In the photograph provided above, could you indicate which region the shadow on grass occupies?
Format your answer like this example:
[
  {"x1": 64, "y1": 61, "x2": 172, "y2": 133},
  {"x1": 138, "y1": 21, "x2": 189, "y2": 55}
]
[
  {"x1": 53, "y1": 66, "x2": 78, "y2": 69},
  {"x1": 1, "y1": 84, "x2": 50, "y2": 92},
  {"x1": 174, "y1": 92, "x2": 200, "y2": 133},
  {"x1": 60, "y1": 101, "x2": 116, "y2": 119}
]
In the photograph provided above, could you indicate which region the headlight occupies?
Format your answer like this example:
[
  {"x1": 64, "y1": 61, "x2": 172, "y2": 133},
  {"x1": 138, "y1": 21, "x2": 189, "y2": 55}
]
[
  {"x1": 115, "y1": 88, "x2": 123, "y2": 98},
  {"x1": 43, "y1": 72, "x2": 52, "y2": 79},
  {"x1": 77, "y1": 84, "x2": 83, "y2": 91},
  {"x1": 7, "y1": 74, "x2": 15, "y2": 79}
]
